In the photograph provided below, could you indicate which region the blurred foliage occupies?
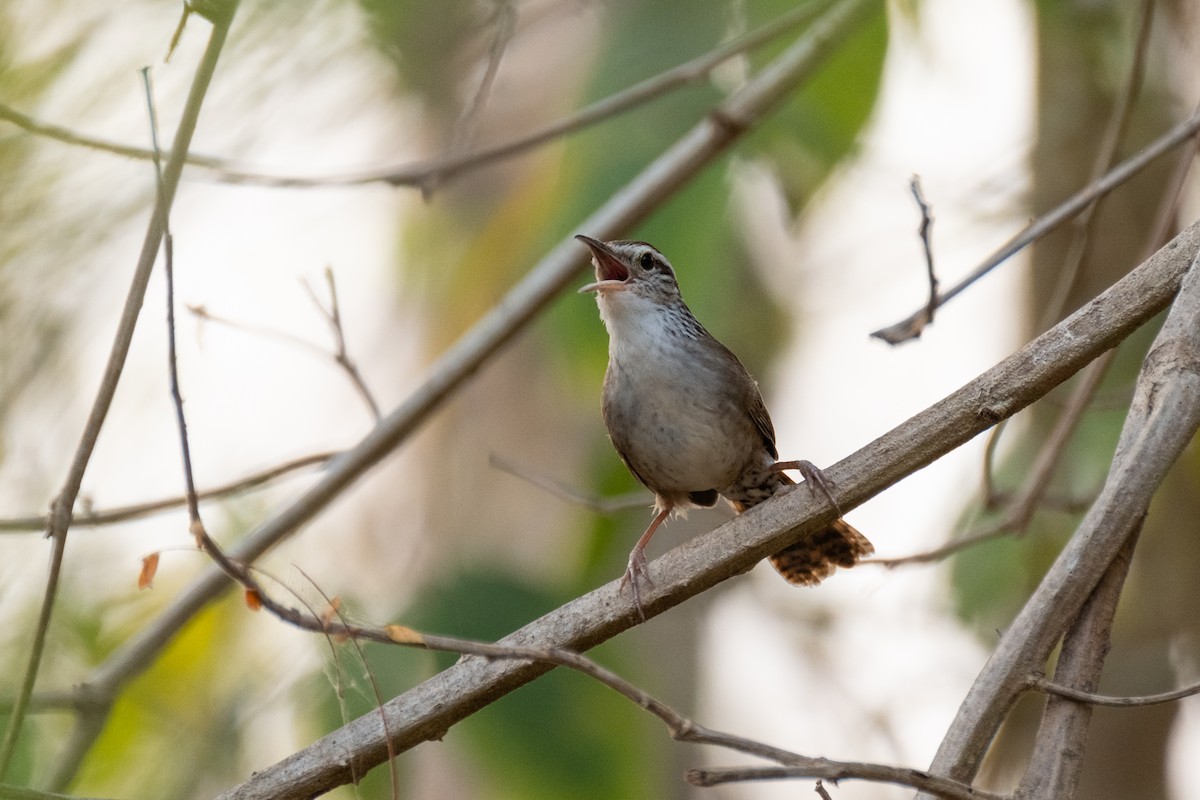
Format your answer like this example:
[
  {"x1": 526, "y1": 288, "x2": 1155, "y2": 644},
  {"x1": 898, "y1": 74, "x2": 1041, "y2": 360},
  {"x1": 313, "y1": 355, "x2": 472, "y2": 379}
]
[
  {"x1": 312, "y1": 570, "x2": 664, "y2": 799},
  {"x1": 72, "y1": 597, "x2": 248, "y2": 798}
]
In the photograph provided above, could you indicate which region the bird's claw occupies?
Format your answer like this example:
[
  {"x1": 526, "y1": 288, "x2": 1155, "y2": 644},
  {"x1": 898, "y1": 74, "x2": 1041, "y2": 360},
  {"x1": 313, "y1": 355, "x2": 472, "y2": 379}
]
[
  {"x1": 773, "y1": 459, "x2": 844, "y2": 517},
  {"x1": 620, "y1": 548, "x2": 654, "y2": 621}
]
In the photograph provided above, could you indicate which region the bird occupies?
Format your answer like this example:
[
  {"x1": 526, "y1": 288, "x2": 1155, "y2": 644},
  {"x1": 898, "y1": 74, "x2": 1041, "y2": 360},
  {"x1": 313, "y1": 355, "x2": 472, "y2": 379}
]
[{"x1": 576, "y1": 234, "x2": 873, "y2": 618}]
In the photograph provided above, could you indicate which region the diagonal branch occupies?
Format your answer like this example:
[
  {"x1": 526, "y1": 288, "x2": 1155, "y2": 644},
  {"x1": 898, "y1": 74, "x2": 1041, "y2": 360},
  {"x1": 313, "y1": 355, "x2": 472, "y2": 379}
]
[
  {"x1": 872, "y1": 107, "x2": 1200, "y2": 344},
  {"x1": 0, "y1": 1, "x2": 829, "y2": 191},
  {"x1": 213, "y1": 216, "x2": 1200, "y2": 799}
]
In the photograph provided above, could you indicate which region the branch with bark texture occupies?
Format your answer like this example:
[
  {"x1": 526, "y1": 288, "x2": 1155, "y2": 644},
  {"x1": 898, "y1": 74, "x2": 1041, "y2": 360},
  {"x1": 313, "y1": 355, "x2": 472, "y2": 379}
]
[{"x1": 213, "y1": 216, "x2": 1200, "y2": 799}]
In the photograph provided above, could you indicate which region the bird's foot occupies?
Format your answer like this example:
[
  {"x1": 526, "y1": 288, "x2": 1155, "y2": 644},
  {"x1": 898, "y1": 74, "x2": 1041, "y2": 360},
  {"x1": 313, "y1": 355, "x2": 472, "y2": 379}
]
[
  {"x1": 773, "y1": 459, "x2": 844, "y2": 516},
  {"x1": 619, "y1": 548, "x2": 654, "y2": 622}
]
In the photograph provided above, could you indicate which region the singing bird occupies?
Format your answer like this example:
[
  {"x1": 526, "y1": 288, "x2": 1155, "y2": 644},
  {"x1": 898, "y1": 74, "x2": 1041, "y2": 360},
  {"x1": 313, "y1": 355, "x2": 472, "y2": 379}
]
[{"x1": 577, "y1": 235, "x2": 873, "y2": 617}]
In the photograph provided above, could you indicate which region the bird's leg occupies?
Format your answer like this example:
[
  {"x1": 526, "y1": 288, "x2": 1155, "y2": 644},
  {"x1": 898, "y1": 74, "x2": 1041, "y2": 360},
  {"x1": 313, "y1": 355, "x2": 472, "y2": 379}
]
[
  {"x1": 621, "y1": 504, "x2": 671, "y2": 621},
  {"x1": 773, "y1": 459, "x2": 844, "y2": 517}
]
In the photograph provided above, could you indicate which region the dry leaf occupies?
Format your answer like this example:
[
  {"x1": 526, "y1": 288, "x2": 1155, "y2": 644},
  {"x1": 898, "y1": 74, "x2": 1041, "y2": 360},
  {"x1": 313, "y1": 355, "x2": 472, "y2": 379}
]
[
  {"x1": 138, "y1": 553, "x2": 160, "y2": 590},
  {"x1": 320, "y1": 596, "x2": 343, "y2": 627},
  {"x1": 385, "y1": 624, "x2": 424, "y2": 645}
]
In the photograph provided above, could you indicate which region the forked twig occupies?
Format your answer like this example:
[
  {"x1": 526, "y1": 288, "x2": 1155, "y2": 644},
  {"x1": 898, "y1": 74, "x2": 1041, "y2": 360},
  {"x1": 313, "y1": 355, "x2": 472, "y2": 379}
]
[{"x1": 872, "y1": 107, "x2": 1200, "y2": 345}]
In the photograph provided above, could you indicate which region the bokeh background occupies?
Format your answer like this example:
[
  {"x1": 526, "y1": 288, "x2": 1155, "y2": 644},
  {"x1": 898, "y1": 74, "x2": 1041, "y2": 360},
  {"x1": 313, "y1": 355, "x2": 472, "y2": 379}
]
[{"x1": 2, "y1": 1, "x2": 1199, "y2": 798}]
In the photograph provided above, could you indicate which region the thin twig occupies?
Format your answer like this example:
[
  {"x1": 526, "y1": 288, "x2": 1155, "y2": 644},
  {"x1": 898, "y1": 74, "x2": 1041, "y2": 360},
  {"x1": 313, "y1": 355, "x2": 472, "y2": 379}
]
[
  {"x1": 1034, "y1": 0, "x2": 1157, "y2": 334},
  {"x1": 149, "y1": 71, "x2": 203, "y2": 532},
  {"x1": 488, "y1": 453, "x2": 650, "y2": 513},
  {"x1": 0, "y1": 784, "x2": 116, "y2": 800},
  {"x1": 889, "y1": 17, "x2": 1195, "y2": 568},
  {"x1": 909, "y1": 174, "x2": 939, "y2": 330},
  {"x1": 1030, "y1": 675, "x2": 1200, "y2": 708},
  {"x1": 0, "y1": 9, "x2": 238, "y2": 781},
  {"x1": 434, "y1": 0, "x2": 517, "y2": 196},
  {"x1": 164, "y1": 531, "x2": 1004, "y2": 800},
  {"x1": 687, "y1": 765, "x2": 1006, "y2": 800},
  {"x1": 872, "y1": 106, "x2": 1200, "y2": 345},
  {"x1": 980, "y1": 419, "x2": 1008, "y2": 508},
  {"x1": 0, "y1": 1, "x2": 827, "y2": 190},
  {"x1": 191, "y1": 270, "x2": 382, "y2": 423},
  {"x1": 0, "y1": 451, "x2": 336, "y2": 533},
  {"x1": 301, "y1": 269, "x2": 381, "y2": 421},
  {"x1": 872, "y1": 348, "x2": 1116, "y2": 569}
]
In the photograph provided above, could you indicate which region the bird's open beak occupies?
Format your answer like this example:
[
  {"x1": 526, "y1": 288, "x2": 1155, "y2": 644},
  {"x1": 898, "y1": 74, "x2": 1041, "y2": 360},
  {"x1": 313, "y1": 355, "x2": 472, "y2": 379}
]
[{"x1": 576, "y1": 235, "x2": 629, "y2": 293}]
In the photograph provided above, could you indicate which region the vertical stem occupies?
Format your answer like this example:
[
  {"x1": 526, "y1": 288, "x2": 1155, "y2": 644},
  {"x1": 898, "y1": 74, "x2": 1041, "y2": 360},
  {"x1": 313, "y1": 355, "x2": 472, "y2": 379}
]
[{"x1": 0, "y1": 7, "x2": 239, "y2": 786}]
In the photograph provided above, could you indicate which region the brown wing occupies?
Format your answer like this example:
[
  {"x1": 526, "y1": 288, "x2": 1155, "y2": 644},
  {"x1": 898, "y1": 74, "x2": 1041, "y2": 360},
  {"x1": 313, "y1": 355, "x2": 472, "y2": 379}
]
[
  {"x1": 709, "y1": 337, "x2": 778, "y2": 461},
  {"x1": 745, "y1": 388, "x2": 778, "y2": 460}
]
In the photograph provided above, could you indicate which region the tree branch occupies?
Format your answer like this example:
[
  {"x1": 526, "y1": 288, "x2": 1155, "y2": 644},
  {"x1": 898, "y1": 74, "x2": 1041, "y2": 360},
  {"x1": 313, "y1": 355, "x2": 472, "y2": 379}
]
[
  {"x1": 1017, "y1": 523, "x2": 1141, "y2": 799},
  {"x1": 1030, "y1": 676, "x2": 1200, "y2": 708}
]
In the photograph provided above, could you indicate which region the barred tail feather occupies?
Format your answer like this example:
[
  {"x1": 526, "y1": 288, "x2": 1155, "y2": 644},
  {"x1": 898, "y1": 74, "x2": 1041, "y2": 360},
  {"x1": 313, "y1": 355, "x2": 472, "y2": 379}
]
[{"x1": 769, "y1": 518, "x2": 874, "y2": 586}]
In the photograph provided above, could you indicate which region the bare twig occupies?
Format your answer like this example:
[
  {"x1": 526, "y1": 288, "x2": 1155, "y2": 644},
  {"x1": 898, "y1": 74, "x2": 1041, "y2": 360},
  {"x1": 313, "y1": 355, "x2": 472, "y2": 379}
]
[
  {"x1": 1031, "y1": 675, "x2": 1200, "y2": 708},
  {"x1": 896, "y1": 174, "x2": 939, "y2": 338},
  {"x1": 872, "y1": 106, "x2": 1200, "y2": 345},
  {"x1": 166, "y1": 538, "x2": 1004, "y2": 800},
  {"x1": 1035, "y1": 0, "x2": 1157, "y2": 333},
  {"x1": 687, "y1": 765, "x2": 1006, "y2": 800},
  {"x1": 147, "y1": 69, "x2": 204, "y2": 533},
  {"x1": 488, "y1": 453, "x2": 650, "y2": 513},
  {"x1": 0, "y1": 8, "x2": 238, "y2": 781},
  {"x1": 871, "y1": 348, "x2": 1116, "y2": 569},
  {"x1": 0, "y1": 451, "x2": 336, "y2": 532},
  {"x1": 0, "y1": 1, "x2": 827, "y2": 191},
  {"x1": 886, "y1": 19, "x2": 1196, "y2": 568},
  {"x1": 436, "y1": 0, "x2": 517, "y2": 195},
  {"x1": 301, "y1": 269, "x2": 381, "y2": 421},
  {"x1": 0, "y1": 784, "x2": 116, "y2": 800}
]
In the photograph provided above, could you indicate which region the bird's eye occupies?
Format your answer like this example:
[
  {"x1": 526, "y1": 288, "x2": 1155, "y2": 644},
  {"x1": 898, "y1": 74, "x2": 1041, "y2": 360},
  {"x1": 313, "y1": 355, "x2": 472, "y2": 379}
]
[{"x1": 639, "y1": 252, "x2": 656, "y2": 270}]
